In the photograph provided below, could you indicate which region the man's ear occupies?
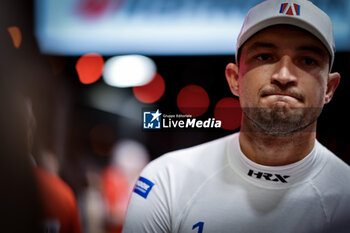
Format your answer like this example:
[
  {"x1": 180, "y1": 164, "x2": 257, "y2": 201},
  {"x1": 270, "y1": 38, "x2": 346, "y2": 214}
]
[
  {"x1": 325, "y1": 72, "x2": 340, "y2": 104},
  {"x1": 225, "y1": 63, "x2": 240, "y2": 97}
]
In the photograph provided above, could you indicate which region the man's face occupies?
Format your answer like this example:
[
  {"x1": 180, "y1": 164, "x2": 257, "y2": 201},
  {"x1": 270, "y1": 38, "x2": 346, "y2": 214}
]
[{"x1": 226, "y1": 25, "x2": 340, "y2": 135}]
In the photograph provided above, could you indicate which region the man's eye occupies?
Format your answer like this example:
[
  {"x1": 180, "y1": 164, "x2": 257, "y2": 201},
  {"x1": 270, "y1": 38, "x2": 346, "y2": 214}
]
[
  {"x1": 256, "y1": 54, "x2": 270, "y2": 61},
  {"x1": 304, "y1": 57, "x2": 316, "y2": 66}
]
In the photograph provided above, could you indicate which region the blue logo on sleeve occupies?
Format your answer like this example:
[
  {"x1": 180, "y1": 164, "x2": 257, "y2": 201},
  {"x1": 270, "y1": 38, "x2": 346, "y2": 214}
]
[{"x1": 134, "y1": 176, "x2": 155, "y2": 199}]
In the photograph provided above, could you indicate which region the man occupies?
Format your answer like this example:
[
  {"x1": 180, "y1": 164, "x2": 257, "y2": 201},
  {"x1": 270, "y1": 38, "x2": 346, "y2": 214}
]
[{"x1": 122, "y1": 0, "x2": 350, "y2": 232}]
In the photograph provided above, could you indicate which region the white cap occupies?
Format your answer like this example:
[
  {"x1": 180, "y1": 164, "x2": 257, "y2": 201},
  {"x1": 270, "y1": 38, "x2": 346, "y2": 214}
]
[{"x1": 236, "y1": 0, "x2": 335, "y2": 69}]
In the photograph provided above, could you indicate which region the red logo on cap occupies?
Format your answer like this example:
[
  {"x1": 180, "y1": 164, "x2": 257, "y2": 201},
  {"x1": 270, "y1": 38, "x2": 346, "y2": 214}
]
[{"x1": 280, "y1": 3, "x2": 300, "y2": 16}]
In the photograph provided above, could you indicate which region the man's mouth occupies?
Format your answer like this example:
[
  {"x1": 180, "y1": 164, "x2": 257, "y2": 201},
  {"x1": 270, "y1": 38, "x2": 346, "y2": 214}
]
[{"x1": 260, "y1": 89, "x2": 304, "y2": 102}]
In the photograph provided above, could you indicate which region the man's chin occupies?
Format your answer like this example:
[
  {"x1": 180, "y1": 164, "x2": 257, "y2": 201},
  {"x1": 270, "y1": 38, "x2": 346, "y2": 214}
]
[{"x1": 241, "y1": 107, "x2": 321, "y2": 135}]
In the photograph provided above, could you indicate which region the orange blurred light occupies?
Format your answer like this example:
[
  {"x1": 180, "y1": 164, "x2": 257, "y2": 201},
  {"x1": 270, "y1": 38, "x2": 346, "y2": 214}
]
[
  {"x1": 177, "y1": 85, "x2": 209, "y2": 117},
  {"x1": 7, "y1": 26, "x2": 22, "y2": 49},
  {"x1": 76, "y1": 53, "x2": 104, "y2": 84},
  {"x1": 132, "y1": 73, "x2": 166, "y2": 103},
  {"x1": 214, "y1": 97, "x2": 242, "y2": 131}
]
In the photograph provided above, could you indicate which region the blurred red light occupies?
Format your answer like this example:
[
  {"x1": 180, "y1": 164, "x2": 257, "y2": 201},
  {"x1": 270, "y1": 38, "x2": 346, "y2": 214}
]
[
  {"x1": 132, "y1": 73, "x2": 166, "y2": 103},
  {"x1": 214, "y1": 97, "x2": 242, "y2": 130},
  {"x1": 77, "y1": 0, "x2": 124, "y2": 18},
  {"x1": 177, "y1": 85, "x2": 209, "y2": 117},
  {"x1": 80, "y1": 0, "x2": 110, "y2": 16},
  {"x1": 76, "y1": 53, "x2": 104, "y2": 84}
]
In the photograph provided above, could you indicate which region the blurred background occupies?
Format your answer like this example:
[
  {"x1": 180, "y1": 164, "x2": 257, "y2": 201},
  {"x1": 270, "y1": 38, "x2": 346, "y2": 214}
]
[{"x1": 1, "y1": 0, "x2": 349, "y2": 232}]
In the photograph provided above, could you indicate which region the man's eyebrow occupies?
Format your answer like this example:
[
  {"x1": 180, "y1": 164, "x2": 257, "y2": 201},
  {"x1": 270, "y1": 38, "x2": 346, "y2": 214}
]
[
  {"x1": 246, "y1": 42, "x2": 278, "y2": 54},
  {"x1": 296, "y1": 45, "x2": 328, "y2": 56}
]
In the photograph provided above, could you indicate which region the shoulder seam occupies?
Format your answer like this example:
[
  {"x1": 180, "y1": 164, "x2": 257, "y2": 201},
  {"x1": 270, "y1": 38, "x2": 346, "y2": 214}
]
[{"x1": 310, "y1": 181, "x2": 330, "y2": 224}]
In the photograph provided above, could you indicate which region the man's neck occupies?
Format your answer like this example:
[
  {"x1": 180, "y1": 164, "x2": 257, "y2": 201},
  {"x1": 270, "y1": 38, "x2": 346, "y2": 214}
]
[{"x1": 239, "y1": 120, "x2": 317, "y2": 166}]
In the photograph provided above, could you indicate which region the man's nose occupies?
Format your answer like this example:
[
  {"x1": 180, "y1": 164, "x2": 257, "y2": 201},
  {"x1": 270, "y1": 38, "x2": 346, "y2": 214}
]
[{"x1": 271, "y1": 56, "x2": 297, "y2": 89}]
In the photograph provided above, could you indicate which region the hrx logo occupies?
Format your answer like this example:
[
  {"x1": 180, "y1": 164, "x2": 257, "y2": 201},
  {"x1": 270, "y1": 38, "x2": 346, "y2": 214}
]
[
  {"x1": 247, "y1": 169, "x2": 290, "y2": 183},
  {"x1": 279, "y1": 3, "x2": 300, "y2": 16}
]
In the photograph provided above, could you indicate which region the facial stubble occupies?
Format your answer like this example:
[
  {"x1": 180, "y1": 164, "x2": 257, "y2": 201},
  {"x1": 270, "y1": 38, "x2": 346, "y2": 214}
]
[{"x1": 242, "y1": 105, "x2": 323, "y2": 136}]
